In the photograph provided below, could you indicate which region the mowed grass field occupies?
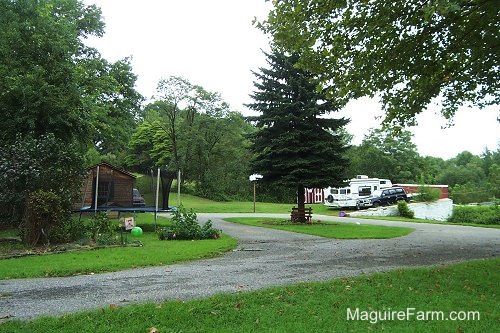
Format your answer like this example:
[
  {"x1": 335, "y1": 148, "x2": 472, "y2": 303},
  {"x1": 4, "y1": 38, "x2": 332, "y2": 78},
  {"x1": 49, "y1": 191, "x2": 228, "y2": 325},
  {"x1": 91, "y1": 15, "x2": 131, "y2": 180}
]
[
  {"x1": 1, "y1": 195, "x2": 497, "y2": 331},
  {"x1": 1, "y1": 258, "x2": 498, "y2": 332},
  {"x1": 143, "y1": 193, "x2": 340, "y2": 215},
  {"x1": 0, "y1": 213, "x2": 237, "y2": 280},
  {"x1": 224, "y1": 217, "x2": 414, "y2": 239}
]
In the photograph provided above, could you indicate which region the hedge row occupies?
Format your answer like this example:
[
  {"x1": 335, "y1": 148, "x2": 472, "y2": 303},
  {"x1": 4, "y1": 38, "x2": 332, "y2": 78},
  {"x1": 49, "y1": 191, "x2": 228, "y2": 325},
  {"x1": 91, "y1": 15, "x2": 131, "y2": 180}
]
[{"x1": 448, "y1": 205, "x2": 500, "y2": 225}]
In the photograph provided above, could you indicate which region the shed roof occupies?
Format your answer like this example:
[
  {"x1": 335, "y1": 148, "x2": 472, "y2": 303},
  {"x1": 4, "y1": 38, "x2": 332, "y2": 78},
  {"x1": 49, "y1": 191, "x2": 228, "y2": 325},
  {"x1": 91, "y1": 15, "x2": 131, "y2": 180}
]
[{"x1": 87, "y1": 162, "x2": 136, "y2": 179}]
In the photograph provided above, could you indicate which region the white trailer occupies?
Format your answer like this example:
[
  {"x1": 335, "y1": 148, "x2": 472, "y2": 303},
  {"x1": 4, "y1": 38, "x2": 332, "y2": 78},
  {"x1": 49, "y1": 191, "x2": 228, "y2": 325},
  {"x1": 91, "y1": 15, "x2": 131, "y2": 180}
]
[{"x1": 324, "y1": 175, "x2": 393, "y2": 208}]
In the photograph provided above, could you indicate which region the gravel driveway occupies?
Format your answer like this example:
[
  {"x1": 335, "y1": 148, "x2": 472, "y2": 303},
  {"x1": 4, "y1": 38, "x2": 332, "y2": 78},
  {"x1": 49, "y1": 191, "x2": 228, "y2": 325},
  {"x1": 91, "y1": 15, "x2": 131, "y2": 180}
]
[{"x1": 0, "y1": 214, "x2": 499, "y2": 321}]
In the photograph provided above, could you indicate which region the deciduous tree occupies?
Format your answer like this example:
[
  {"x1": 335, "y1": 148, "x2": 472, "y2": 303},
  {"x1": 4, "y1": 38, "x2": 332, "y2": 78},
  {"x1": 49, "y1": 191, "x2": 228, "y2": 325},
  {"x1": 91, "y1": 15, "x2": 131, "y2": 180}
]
[
  {"x1": 357, "y1": 128, "x2": 423, "y2": 183},
  {"x1": 127, "y1": 78, "x2": 253, "y2": 205},
  {"x1": 0, "y1": 0, "x2": 106, "y2": 143},
  {"x1": 0, "y1": 0, "x2": 141, "y2": 226},
  {"x1": 262, "y1": 0, "x2": 499, "y2": 126}
]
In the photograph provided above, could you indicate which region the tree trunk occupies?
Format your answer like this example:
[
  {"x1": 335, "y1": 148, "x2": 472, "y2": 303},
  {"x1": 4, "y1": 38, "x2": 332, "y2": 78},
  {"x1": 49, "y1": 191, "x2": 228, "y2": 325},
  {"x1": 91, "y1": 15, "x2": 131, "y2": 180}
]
[
  {"x1": 296, "y1": 184, "x2": 306, "y2": 223},
  {"x1": 160, "y1": 171, "x2": 176, "y2": 210}
]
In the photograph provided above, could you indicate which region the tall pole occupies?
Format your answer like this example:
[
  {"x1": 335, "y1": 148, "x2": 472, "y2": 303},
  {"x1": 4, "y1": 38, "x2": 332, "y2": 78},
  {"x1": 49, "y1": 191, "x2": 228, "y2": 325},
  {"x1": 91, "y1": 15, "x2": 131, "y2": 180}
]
[
  {"x1": 249, "y1": 174, "x2": 262, "y2": 213},
  {"x1": 177, "y1": 169, "x2": 181, "y2": 207},
  {"x1": 155, "y1": 167, "x2": 160, "y2": 229},
  {"x1": 94, "y1": 165, "x2": 100, "y2": 214},
  {"x1": 155, "y1": 168, "x2": 160, "y2": 212},
  {"x1": 253, "y1": 181, "x2": 256, "y2": 213}
]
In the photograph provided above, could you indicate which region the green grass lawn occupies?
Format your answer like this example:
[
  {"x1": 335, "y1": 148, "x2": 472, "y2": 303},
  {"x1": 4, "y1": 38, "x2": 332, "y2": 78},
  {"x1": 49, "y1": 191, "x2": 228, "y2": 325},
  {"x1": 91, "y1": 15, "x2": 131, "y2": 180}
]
[
  {"x1": 357, "y1": 215, "x2": 500, "y2": 229},
  {"x1": 0, "y1": 214, "x2": 237, "y2": 280},
  {"x1": 0, "y1": 233, "x2": 236, "y2": 280},
  {"x1": 144, "y1": 193, "x2": 342, "y2": 215},
  {"x1": 1, "y1": 258, "x2": 497, "y2": 332},
  {"x1": 179, "y1": 194, "x2": 297, "y2": 213},
  {"x1": 150, "y1": 193, "x2": 500, "y2": 228},
  {"x1": 224, "y1": 217, "x2": 414, "y2": 239}
]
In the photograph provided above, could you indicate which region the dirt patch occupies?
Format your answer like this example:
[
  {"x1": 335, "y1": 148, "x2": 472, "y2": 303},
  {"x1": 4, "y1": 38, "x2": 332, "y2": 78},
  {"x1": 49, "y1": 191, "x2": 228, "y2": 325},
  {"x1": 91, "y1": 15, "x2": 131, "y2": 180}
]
[
  {"x1": 261, "y1": 219, "x2": 337, "y2": 226},
  {"x1": 0, "y1": 239, "x2": 143, "y2": 259}
]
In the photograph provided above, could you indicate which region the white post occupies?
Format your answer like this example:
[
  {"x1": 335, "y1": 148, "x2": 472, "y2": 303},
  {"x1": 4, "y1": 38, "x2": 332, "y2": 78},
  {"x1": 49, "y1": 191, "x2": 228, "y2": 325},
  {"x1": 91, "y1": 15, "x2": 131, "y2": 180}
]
[
  {"x1": 177, "y1": 169, "x2": 181, "y2": 207},
  {"x1": 94, "y1": 165, "x2": 100, "y2": 214},
  {"x1": 155, "y1": 167, "x2": 160, "y2": 212},
  {"x1": 253, "y1": 181, "x2": 256, "y2": 213},
  {"x1": 154, "y1": 168, "x2": 160, "y2": 230}
]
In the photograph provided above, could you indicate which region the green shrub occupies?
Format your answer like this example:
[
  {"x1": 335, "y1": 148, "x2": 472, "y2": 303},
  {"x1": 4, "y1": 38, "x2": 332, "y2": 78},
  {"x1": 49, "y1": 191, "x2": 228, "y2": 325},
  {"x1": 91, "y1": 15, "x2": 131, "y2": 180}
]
[
  {"x1": 48, "y1": 217, "x2": 86, "y2": 243},
  {"x1": 87, "y1": 212, "x2": 118, "y2": 244},
  {"x1": 397, "y1": 201, "x2": 414, "y2": 219},
  {"x1": 448, "y1": 205, "x2": 500, "y2": 225},
  {"x1": 0, "y1": 134, "x2": 85, "y2": 228},
  {"x1": 415, "y1": 186, "x2": 441, "y2": 202},
  {"x1": 200, "y1": 220, "x2": 220, "y2": 238},
  {"x1": 20, "y1": 190, "x2": 64, "y2": 246},
  {"x1": 157, "y1": 228, "x2": 175, "y2": 240},
  {"x1": 157, "y1": 205, "x2": 220, "y2": 240}
]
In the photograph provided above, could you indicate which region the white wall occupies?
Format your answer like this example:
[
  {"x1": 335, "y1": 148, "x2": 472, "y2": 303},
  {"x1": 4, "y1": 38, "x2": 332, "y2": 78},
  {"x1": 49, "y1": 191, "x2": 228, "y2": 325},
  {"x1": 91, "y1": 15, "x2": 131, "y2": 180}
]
[{"x1": 349, "y1": 199, "x2": 453, "y2": 221}]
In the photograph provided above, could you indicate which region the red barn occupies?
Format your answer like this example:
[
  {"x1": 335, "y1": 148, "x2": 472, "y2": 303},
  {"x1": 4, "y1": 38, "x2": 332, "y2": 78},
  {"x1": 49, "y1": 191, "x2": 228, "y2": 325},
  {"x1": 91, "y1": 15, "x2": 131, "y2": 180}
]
[{"x1": 304, "y1": 188, "x2": 325, "y2": 204}]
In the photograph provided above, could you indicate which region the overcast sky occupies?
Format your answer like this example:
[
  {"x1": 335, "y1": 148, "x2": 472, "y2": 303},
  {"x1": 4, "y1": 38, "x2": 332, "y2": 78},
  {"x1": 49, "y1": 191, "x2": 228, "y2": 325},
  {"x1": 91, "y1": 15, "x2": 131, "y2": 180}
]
[{"x1": 83, "y1": 0, "x2": 499, "y2": 160}]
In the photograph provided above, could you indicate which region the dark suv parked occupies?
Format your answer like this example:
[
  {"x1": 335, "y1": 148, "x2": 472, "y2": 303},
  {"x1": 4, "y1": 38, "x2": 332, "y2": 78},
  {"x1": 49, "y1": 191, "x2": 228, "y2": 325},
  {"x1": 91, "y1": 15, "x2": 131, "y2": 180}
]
[
  {"x1": 357, "y1": 187, "x2": 408, "y2": 208},
  {"x1": 133, "y1": 188, "x2": 146, "y2": 207}
]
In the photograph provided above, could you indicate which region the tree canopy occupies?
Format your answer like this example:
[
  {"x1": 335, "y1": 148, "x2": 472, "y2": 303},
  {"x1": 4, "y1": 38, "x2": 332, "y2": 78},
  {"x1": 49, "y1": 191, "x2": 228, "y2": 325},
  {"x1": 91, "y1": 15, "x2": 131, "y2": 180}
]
[
  {"x1": 0, "y1": 0, "x2": 142, "y2": 150},
  {"x1": 247, "y1": 50, "x2": 349, "y2": 215},
  {"x1": 345, "y1": 130, "x2": 500, "y2": 203},
  {"x1": 0, "y1": 134, "x2": 85, "y2": 225},
  {"x1": 262, "y1": 0, "x2": 499, "y2": 126},
  {"x1": 347, "y1": 128, "x2": 423, "y2": 183},
  {"x1": 82, "y1": 55, "x2": 143, "y2": 155},
  {"x1": 127, "y1": 77, "x2": 253, "y2": 203},
  {"x1": 0, "y1": 0, "x2": 102, "y2": 144},
  {"x1": 0, "y1": 0, "x2": 142, "y2": 226}
]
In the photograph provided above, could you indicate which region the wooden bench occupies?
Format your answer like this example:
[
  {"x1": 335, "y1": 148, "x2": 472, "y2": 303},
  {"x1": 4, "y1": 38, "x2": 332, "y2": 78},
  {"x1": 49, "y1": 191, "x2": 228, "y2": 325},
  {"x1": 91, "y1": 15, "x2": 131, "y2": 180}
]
[{"x1": 291, "y1": 207, "x2": 313, "y2": 224}]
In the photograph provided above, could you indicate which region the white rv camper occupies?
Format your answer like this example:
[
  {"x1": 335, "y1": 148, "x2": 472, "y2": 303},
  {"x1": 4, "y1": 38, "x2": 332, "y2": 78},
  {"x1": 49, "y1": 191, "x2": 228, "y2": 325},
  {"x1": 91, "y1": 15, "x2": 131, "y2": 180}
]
[{"x1": 324, "y1": 175, "x2": 393, "y2": 208}]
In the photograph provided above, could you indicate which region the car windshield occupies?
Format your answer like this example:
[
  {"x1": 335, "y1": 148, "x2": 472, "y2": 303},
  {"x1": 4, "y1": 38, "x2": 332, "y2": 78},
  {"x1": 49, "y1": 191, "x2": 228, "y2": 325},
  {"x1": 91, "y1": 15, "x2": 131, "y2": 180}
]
[{"x1": 371, "y1": 189, "x2": 383, "y2": 197}]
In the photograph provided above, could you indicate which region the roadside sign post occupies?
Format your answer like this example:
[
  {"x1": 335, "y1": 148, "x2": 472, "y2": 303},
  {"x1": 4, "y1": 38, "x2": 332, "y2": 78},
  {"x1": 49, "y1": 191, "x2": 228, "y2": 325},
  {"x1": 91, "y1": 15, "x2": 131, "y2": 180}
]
[{"x1": 249, "y1": 174, "x2": 263, "y2": 213}]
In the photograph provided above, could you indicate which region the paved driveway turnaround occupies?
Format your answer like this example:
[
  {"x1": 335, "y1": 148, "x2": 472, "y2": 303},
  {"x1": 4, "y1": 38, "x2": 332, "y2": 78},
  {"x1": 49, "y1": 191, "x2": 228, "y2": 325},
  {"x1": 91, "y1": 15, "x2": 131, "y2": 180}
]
[{"x1": 0, "y1": 214, "x2": 499, "y2": 320}]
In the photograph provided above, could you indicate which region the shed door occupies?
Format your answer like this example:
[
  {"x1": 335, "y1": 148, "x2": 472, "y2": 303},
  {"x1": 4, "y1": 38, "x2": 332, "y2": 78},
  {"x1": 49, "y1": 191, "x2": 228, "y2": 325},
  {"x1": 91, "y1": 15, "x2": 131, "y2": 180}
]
[{"x1": 91, "y1": 178, "x2": 115, "y2": 207}]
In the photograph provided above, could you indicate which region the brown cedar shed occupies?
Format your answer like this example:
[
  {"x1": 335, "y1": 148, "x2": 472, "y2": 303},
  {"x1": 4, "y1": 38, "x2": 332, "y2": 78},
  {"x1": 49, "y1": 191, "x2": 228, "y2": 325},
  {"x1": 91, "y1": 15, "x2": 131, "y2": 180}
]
[{"x1": 76, "y1": 162, "x2": 136, "y2": 209}]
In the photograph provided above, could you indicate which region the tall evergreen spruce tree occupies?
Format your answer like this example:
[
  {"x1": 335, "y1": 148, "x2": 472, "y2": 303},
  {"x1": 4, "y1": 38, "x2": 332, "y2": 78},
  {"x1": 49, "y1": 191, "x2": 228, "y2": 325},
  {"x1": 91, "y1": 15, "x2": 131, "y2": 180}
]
[{"x1": 247, "y1": 50, "x2": 350, "y2": 222}]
